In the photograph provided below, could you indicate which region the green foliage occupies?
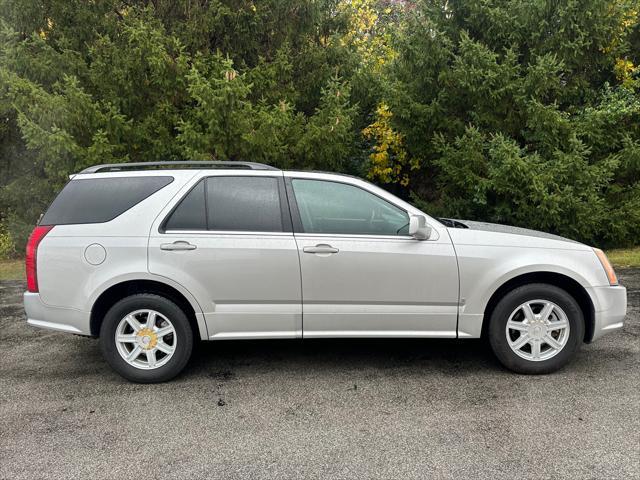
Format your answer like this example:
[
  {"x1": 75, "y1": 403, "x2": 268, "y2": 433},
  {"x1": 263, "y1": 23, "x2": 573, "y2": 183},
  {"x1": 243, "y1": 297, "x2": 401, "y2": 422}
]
[
  {"x1": 177, "y1": 57, "x2": 356, "y2": 169},
  {"x1": 387, "y1": 0, "x2": 640, "y2": 247},
  {"x1": 0, "y1": 0, "x2": 365, "y2": 250},
  {"x1": 0, "y1": 223, "x2": 15, "y2": 259},
  {"x1": 294, "y1": 78, "x2": 357, "y2": 171},
  {"x1": 0, "y1": 0, "x2": 638, "y2": 251}
]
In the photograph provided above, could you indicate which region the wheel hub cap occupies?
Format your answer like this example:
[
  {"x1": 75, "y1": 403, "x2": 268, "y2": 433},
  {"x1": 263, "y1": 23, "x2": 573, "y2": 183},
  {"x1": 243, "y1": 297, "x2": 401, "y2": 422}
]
[
  {"x1": 529, "y1": 322, "x2": 545, "y2": 340},
  {"x1": 136, "y1": 328, "x2": 158, "y2": 350}
]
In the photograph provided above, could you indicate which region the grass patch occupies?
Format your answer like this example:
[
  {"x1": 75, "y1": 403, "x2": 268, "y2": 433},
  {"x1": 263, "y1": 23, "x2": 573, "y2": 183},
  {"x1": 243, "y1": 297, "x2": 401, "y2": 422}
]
[
  {"x1": 0, "y1": 259, "x2": 24, "y2": 281},
  {"x1": 606, "y1": 247, "x2": 640, "y2": 269}
]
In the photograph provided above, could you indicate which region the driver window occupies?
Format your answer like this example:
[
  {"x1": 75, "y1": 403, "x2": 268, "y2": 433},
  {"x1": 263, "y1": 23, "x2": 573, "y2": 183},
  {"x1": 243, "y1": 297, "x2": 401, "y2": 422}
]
[{"x1": 291, "y1": 179, "x2": 409, "y2": 236}]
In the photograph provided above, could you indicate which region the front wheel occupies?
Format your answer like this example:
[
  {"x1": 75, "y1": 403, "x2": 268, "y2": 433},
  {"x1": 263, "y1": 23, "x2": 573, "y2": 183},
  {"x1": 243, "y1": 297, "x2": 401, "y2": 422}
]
[
  {"x1": 488, "y1": 283, "x2": 584, "y2": 374},
  {"x1": 99, "y1": 294, "x2": 194, "y2": 383}
]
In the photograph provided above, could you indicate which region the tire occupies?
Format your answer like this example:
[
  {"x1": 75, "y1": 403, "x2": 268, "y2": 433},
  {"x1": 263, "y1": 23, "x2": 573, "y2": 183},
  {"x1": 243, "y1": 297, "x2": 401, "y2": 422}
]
[
  {"x1": 488, "y1": 283, "x2": 584, "y2": 374},
  {"x1": 99, "y1": 294, "x2": 194, "y2": 383}
]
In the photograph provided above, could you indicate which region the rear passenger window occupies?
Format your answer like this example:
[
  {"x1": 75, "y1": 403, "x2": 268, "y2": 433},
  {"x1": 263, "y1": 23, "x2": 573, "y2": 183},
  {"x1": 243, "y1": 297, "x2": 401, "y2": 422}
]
[
  {"x1": 40, "y1": 176, "x2": 173, "y2": 225},
  {"x1": 207, "y1": 177, "x2": 283, "y2": 232},
  {"x1": 164, "y1": 176, "x2": 284, "y2": 232}
]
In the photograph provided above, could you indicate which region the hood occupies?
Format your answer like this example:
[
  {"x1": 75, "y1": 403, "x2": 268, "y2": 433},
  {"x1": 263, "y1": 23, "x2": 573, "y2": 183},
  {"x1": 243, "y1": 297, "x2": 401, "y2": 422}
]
[{"x1": 437, "y1": 218, "x2": 582, "y2": 245}]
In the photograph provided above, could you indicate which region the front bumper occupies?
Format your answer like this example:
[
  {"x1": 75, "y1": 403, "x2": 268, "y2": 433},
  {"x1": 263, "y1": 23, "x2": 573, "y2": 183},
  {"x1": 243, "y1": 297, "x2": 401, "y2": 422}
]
[
  {"x1": 588, "y1": 284, "x2": 627, "y2": 342},
  {"x1": 24, "y1": 292, "x2": 92, "y2": 336}
]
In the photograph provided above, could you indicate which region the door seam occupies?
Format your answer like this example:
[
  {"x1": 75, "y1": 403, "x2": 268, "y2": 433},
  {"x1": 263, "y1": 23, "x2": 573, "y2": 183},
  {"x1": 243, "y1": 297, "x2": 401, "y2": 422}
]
[{"x1": 281, "y1": 172, "x2": 304, "y2": 338}]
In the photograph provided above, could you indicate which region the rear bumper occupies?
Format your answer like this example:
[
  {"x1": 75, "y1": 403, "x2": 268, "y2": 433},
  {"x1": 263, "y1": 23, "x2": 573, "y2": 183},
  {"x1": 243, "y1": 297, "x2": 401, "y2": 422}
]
[
  {"x1": 588, "y1": 285, "x2": 627, "y2": 342},
  {"x1": 24, "y1": 292, "x2": 92, "y2": 336}
]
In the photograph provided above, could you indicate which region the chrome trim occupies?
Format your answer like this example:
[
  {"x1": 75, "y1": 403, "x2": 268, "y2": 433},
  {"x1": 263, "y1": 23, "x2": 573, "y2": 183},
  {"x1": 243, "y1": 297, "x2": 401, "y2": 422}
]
[
  {"x1": 163, "y1": 230, "x2": 293, "y2": 236},
  {"x1": 294, "y1": 232, "x2": 440, "y2": 241}
]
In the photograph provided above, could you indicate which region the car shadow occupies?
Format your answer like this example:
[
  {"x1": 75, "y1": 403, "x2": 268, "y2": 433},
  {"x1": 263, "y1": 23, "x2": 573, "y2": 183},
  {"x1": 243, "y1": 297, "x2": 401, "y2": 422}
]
[{"x1": 185, "y1": 337, "x2": 501, "y2": 378}]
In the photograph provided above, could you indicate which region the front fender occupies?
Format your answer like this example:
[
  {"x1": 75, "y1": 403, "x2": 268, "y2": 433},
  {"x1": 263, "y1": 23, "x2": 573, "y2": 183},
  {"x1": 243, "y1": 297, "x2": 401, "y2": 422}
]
[{"x1": 454, "y1": 244, "x2": 605, "y2": 337}]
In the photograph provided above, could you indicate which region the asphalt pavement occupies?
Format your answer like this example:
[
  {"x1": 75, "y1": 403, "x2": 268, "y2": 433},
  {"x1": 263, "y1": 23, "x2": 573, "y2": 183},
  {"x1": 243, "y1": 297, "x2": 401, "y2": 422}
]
[{"x1": 1, "y1": 270, "x2": 638, "y2": 479}]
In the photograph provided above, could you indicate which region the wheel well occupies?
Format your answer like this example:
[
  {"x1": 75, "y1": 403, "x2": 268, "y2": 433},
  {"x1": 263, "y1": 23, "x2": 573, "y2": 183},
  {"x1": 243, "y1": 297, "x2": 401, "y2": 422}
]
[
  {"x1": 90, "y1": 280, "x2": 199, "y2": 338},
  {"x1": 481, "y1": 272, "x2": 595, "y2": 343}
]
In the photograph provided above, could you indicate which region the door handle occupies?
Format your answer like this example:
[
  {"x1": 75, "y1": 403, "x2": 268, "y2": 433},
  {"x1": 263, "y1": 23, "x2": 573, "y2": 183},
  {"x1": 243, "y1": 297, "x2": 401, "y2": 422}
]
[
  {"x1": 160, "y1": 241, "x2": 197, "y2": 251},
  {"x1": 303, "y1": 244, "x2": 339, "y2": 255}
]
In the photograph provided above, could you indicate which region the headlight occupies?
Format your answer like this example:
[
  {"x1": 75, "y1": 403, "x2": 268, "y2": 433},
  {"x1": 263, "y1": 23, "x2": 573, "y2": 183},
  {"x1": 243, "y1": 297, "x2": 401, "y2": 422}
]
[{"x1": 593, "y1": 248, "x2": 618, "y2": 286}]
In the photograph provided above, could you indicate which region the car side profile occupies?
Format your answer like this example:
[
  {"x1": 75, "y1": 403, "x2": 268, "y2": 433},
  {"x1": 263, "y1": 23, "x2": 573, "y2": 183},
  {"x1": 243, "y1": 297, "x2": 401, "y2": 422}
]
[{"x1": 23, "y1": 161, "x2": 627, "y2": 382}]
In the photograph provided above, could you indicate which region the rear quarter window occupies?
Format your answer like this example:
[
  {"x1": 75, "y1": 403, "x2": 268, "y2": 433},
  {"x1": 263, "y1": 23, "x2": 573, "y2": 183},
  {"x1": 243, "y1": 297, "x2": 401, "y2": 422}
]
[
  {"x1": 40, "y1": 176, "x2": 174, "y2": 225},
  {"x1": 163, "y1": 180, "x2": 207, "y2": 230}
]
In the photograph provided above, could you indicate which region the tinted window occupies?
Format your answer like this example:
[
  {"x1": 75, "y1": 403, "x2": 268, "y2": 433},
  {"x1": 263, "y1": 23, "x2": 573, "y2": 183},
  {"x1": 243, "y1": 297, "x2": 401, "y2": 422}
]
[
  {"x1": 206, "y1": 177, "x2": 283, "y2": 232},
  {"x1": 291, "y1": 179, "x2": 409, "y2": 235},
  {"x1": 164, "y1": 180, "x2": 206, "y2": 230},
  {"x1": 40, "y1": 176, "x2": 173, "y2": 225}
]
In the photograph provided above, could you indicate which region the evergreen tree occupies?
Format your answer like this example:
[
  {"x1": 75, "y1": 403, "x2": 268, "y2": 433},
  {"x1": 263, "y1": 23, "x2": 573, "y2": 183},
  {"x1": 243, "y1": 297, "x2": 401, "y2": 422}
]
[{"x1": 0, "y1": 0, "x2": 638, "y2": 253}]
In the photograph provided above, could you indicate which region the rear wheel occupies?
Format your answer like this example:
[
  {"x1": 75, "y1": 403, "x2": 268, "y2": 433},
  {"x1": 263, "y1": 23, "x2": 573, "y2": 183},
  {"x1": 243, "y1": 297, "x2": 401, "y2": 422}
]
[
  {"x1": 489, "y1": 283, "x2": 584, "y2": 374},
  {"x1": 99, "y1": 294, "x2": 193, "y2": 383}
]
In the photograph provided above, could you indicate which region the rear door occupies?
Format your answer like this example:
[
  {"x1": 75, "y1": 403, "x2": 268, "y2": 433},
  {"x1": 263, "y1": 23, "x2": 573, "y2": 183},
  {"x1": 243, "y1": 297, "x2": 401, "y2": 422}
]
[
  {"x1": 148, "y1": 171, "x2": 302, "y2": 339},
  {"x1": 286, "y1": 173, "x2": 459, "y2": 338}
]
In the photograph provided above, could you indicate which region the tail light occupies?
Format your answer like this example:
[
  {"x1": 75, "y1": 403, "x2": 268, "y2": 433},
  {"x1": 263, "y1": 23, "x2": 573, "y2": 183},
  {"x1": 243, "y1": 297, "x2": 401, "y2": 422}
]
[{"x1": 26, "y1": 225, "x2": 53, "y2": 292}]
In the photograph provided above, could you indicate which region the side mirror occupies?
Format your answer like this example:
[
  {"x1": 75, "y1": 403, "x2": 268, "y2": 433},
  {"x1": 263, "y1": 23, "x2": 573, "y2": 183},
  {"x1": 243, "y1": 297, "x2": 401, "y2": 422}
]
[{"x1": 409, "y1": 215, "x2": 432, "y2": 240}]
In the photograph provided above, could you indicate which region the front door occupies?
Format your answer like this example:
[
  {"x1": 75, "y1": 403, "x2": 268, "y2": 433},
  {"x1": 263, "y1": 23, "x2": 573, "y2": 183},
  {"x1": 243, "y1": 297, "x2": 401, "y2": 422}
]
[
  {"x1": 149, "y1": 173, "x2": 302, "y2": 339},
  {"x1": 286, "y1": 175, "x2": 459, "y2": 338}
]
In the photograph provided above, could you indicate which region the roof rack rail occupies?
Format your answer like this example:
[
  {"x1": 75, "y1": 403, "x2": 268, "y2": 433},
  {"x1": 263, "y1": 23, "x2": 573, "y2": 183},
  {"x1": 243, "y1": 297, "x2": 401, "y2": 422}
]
[{"x1": 79, "y1": 161, "x2": 279, "y2": 174}]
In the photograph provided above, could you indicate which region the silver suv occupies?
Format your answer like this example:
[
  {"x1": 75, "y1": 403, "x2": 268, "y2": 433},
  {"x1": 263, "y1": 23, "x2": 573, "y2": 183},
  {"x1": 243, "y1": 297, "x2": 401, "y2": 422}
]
[{"x1": 24, "y1": 161, "x2": 627, "y2": 382}]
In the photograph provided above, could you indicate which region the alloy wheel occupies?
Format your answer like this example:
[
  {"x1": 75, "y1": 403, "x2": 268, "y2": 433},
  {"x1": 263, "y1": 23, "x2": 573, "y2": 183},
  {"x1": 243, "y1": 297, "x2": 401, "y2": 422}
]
[
  {"x1": 114, "y1": 309, "x2": 177, "y2": 370},
  {"x1": 505, "y1": 299, "x2": 570, "y2": 362}
]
